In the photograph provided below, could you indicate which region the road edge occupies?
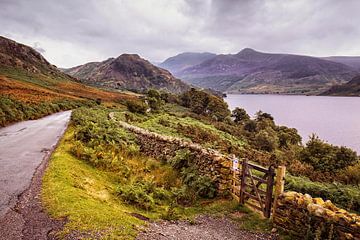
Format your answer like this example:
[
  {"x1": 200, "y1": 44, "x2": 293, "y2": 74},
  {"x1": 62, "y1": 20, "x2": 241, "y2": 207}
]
[{"x1": 0, "y1": 112, "x2": 71, "y2": 240}]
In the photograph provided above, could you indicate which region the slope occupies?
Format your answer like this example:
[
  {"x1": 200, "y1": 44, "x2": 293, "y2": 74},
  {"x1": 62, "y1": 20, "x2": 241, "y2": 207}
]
[
  {"x1": 63, "y1": 54, "x2": 190, "y2": 93},
  {"x1": 323, "y1": 75, "x2": 360, "y2": 96},
  {"x1": 165, "y1": 48, "x2": 358, "y2": 94},
  {"x1": 0, "y1": 36, "x2": 134, "y2": 126}
]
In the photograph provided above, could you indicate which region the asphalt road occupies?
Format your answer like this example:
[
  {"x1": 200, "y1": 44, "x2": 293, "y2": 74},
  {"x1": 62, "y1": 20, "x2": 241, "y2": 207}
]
[{"x1": 0, "y1": 111, "x2": 71, "y2": 217}]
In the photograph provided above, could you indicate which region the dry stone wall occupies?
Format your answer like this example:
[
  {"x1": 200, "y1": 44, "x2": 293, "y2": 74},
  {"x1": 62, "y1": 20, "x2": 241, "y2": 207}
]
[
  {"x1": 111, "y1": 115, "x2": 232, "y2": 192},
  {"x1": 273, "y1": 191, "x2": 360, "y2": 240}
]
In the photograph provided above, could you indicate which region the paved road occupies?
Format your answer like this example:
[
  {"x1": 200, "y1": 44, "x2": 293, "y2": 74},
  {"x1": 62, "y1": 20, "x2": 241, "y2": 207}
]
[{"x1": 0, "y1": 111, "x2": 71, "y2": 217}]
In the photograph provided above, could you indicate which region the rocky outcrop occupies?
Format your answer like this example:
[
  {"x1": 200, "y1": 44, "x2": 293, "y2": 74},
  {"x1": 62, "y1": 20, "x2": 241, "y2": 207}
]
[
  {"x1": 273, "y1": 191, "x2": 360, "y2": 240},
  {"x1": 64, "y1": 54, "x2": 190, "y2": 93},
  {"x1": 110, "y1": 113, "x2": 232, "y2": 192}
]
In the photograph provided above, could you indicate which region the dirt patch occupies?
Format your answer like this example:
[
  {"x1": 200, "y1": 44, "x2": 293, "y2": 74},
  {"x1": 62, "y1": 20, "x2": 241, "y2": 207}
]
[{"x1": 136, "y1": 215, "x2": 278, "y2": 240}]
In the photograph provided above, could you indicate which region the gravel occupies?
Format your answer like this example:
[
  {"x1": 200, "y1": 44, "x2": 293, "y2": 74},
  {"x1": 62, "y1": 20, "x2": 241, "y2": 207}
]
[{"x1": 136, "y1": 215, "x2": 278, "y2": 240}]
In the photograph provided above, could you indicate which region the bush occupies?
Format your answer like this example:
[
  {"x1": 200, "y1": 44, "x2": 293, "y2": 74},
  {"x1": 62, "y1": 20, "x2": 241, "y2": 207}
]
[
  {"x1": 116, "y1": 181, "x2": 173, "y2": 210},
  {"x1": 338, "y1": 161, "x2": 360, "y2": 185},
  {"x1": 0, "y1": 95, "x2": 94, "y2": 127},
  {"x1": 232, "y1": 107, "x2": 250, "y2": 124},
  {"x1": 116, "y1": 182, "x2": 156, "y2": 210},
  {"x1": 180, "y1": 88, "x2": 230, "y2": 121},
  {"x1": 125, "y1": 99, "x2": 147, "y2": 114},
  {"x1": 285, "y1": 175, "x2": 360, "y2": 212},
  {"x1": 181, "y1": 167, "x2": 217, "y2": 199},
  {"x1": 300, "y1": 134, "x2": 358, "y2": 172}
]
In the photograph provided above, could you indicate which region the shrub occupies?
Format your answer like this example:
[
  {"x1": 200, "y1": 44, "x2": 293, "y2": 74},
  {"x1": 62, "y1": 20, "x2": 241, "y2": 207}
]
[
  {"x1": 181, "y1": 167, "x2": 217, "y2": 199},
  {"x1": 300, "y1": 134, "x2": 358, "y2": 172},
  {"x1": 125, "y1": 99, "x2": 147, "y2": 114},
  {"x1": 180, "y1": 88, "x2": 230, "y2": 121},
  {"x1": 116, "y1": 181, "x2": 173, "y2": 210},
  {"x1": 169, "y1": 149, "x2": 192, "y2": 170},
  {"x1": 232, "y1": 107, "x2": 250, "y2": 124},
  {"x1": 116, "y1": 182, "x2": 156, "y2": 210},
  {"x1": 338, "y1": 161, "x2": 360, "y2": 185},
  {"x1": 254, "y1": 129, "x2": 278, "y2": 152},
  {"x1": 285, "y1": 175, "x2": 360, "y2": 212}
]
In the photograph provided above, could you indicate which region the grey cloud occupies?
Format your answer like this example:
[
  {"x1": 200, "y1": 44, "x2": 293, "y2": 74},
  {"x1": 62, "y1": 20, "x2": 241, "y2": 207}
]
[{"x1": 0, "y1": 0, "x2": 359, "y2": 68}]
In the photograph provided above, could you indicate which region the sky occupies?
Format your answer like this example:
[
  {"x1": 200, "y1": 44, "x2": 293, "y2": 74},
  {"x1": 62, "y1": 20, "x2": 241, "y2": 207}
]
[{"x1": 1, "y1": 0, "x2": 360, "y2": 68}]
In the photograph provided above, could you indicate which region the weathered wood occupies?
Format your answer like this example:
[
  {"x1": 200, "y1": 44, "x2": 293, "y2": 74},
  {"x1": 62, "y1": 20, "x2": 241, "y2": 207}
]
[
  {"x1": 243, "y1": 183, "x2": 267, "y2": 195},
  {"x1": 272, "y1": 165, "x2": 286, "y2": 217},
  {"x1": 245, "y1": 201, "x2": 264, "y2": 212},
  {"x1": 264, "y1": 165, "x2": 275, "y2": 218},
  {"x1": 239, "y1": 158, "x2": 247, "y2": 204},
  {"x1": 247, "y1": 162, "x2": 268, "y2": 172},
  {"x1": 247, "y1": 169, "x2": 264, "y2": 209}
]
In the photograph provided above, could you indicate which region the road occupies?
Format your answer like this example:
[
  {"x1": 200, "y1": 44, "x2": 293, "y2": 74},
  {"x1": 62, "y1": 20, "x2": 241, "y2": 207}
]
[{"x1": 0, "y1": 111, "x2": 71, "y2": 217}]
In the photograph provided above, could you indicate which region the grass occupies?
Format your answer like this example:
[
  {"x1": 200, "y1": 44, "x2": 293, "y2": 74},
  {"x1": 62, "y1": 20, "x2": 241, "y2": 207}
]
[
  {"x1": 285, "y1": 175, "x2": 360, "y2": 213},
  {"x1": 42, "y1": 128, "x2": 151, "y2": 239},
  {"x1": 42, "y1": 123, "x2": 276, "y2": 239},
  {"x1": 114, "y1": 111, "x2": 245, "y2": 153}
]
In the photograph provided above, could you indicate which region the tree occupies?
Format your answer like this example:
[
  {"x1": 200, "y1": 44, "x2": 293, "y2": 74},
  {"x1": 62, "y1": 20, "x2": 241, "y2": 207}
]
[
  {"x1": 255, "y1": 111, "x2": 274, "y2": 121},
  {"x1": 179, "y1": 88, "x2": 230, "y2": 121},
  {"x1": 231, "y1": 107, "x2": 250, "y2": 123},
  {"x1": 300, "y1": 134, "x2": 358, "y2": 172},
  {"x1": 277, "y1": 126, "x2": 302, "y2": 149},
  {"x1": 126, "y1": 100, "x2": 147, "y2": 114},
  {"x1": 146, "y1": 89, "x2": 164, "y2": 112}
]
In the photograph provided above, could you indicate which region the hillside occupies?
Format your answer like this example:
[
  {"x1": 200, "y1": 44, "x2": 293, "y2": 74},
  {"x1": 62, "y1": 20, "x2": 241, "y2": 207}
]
[
  {"x1": 162, "y1": 49, "x2": 358, "y2": 94},
  {"x1": 323, "y1": 75, "x2": 360, "y2": 96},
  {"x1": 63, "y1": 54, "x2": 190, "y2": 93},
  {"x1": 159, "y1": 52, "x2": 216, "y2": 75},
  {"x1": 0, "y1": 36, "x2": 134, "y2": 126},
  {"x1": 323, "y1": 56, "x2": 360, "y2": 71}
]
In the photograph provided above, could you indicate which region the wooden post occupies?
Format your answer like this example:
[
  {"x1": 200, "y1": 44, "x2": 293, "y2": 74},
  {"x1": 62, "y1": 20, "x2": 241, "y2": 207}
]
[
  {"x1": 264, "y1": 165, "x2": 275, "y2": 218},
  {"x1": 272, "y1": 165, "x2": 286, "y2": 217},
  {"x1": 239, "y1": 159, "x2": 247, "y2": 204}
]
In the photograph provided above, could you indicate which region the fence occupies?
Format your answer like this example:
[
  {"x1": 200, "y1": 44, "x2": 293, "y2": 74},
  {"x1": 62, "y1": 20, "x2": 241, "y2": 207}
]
[{"x1": 231, "y1": 158, "x2": 286, "y2": 218}]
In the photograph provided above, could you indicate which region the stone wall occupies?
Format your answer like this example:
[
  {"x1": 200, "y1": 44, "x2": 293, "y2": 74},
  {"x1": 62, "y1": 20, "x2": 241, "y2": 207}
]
[
  {"x1": 273, "y1": 191, "x2": 360, "y2": 240},
  {"x1": 112, "y1": 116, "x2": 232, "y2": 192}
]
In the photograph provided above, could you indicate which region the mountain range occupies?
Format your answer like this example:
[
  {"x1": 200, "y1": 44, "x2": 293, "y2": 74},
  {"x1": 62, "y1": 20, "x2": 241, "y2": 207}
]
[
  {"x1": 323, "y1": 75, "x2": 360, "y2": 96},
  {"x1": 63, "y1": 54, "x2": 189, "y2": 93},
  {"x1": 160, "y1": 49, "x2": 360, "y2": 95}
]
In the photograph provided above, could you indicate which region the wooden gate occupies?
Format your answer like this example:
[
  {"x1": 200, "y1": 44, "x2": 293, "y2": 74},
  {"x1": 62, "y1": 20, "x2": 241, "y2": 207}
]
[{"x1": 231, "y1": 159, "x2": 276, "y2": 218}]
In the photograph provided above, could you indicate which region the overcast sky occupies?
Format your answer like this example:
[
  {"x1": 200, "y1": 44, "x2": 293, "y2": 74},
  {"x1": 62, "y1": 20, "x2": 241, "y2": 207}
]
[{"x1": 1, "y1": 0, "x2": 360, "y2": 68}]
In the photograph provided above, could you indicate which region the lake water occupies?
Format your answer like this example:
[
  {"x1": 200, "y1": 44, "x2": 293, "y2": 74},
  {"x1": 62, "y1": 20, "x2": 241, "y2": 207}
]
[{"x1": 225, "y1": 94, "x2": 360, "y2": 153}]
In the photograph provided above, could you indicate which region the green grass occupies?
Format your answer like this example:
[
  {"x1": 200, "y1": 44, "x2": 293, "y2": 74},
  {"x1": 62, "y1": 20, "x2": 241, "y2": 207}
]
[
  {"x1": 42, "y1": 129, "x2": 152, "y2": 239},
  {"x1": 0, "y1": 66, "x2": 63, "y2": 87},
  {"x1": 114, "y1": 111, "x2": 245, "y2": 152},
  {"x1": 42, "y1": 126, "x2": 251, "y2": 239},
  {"x1": 285, "y1": 175, "x2": 360, "y2": 213}
]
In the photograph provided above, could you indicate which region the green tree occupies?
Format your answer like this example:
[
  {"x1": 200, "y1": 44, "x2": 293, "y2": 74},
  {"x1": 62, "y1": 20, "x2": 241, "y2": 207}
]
[
  {"x1": 179, "y1": 88, "x2": 230, "y2": 121},
  {"x1": 231, "y1": 107, "x2": 250, "y2": 123},
  {"x1": 300, "y1": 134, "x2": 358, "y2": 172}
]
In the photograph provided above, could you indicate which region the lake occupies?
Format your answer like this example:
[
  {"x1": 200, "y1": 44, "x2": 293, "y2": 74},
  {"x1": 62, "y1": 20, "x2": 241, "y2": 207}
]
[{"x1": 225, "y1": 94, "x2": 360, "y2": 153}]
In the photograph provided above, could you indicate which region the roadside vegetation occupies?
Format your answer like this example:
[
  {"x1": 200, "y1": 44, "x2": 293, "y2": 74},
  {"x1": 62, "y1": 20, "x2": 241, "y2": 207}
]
[
  {"x1": 40, "y1": 87, "x2": 359, "y2": 238},
  {"x1": 0, "y1": 66, "x2": 136, "y2": 126},
  {"x1": 42, "y1": 106, "x2": 273, "y2": 238}
]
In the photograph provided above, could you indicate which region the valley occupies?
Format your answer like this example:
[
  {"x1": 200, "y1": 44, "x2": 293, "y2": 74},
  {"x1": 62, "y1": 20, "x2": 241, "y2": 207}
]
[{"x1": 1, "y1": 32, "x2": 360, "y2": 240}]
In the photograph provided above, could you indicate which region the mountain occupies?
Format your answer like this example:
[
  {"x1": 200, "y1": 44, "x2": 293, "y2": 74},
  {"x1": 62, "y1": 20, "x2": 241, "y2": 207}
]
[
  {"x1": 162, "y1": 48, "x2": 358, "y2": 94},
  {"x1": 0, "y1": 36, "x2": 69, "y2": 78},
  {"x1": 64, "y1": 54, "x2": 190, "y2": 93},
  {"x1": 160, "y1": 52, "x2": 216, "y2": 75},
  {"x1": 0, "y1": 36, "x2": 135, "y2": 126},
  {"x1": 323, "y1": 75, "x2": 360, "y2": 96},
  {"x1": 322, "y1": 56, "x2": 360, "y2": 71}
]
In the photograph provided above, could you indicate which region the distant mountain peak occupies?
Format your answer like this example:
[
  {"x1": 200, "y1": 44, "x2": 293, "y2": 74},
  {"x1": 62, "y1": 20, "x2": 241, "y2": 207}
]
[
  {"x1": 238, "y1": 48, "x2": 257, "y2": 54},
  {"x1": 64, "y1": 53, "x2": 190, "y2": 93}
]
